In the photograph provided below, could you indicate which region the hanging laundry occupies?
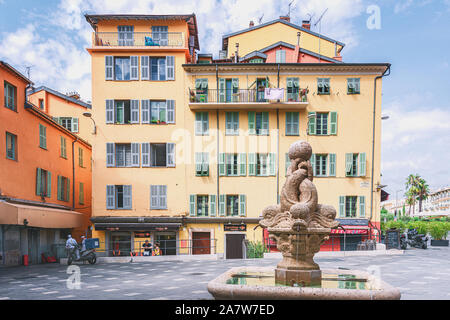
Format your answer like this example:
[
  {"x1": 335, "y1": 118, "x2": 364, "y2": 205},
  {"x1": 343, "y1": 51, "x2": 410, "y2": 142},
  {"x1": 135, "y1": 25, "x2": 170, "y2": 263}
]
[{"x1": 264, "y1": 88, "x2": 284, "y2": 100}]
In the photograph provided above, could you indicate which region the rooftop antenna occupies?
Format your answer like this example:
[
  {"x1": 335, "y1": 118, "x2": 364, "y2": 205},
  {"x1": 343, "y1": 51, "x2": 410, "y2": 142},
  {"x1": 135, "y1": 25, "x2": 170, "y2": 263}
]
[
  {"x1": 24, "y1": 65, "x2": 33, "y2": 80},
  {"x1": 313, "y1": 8, "x2": 328, "y2": 63},
  {"x1": 287, "y1": 1, "x2": 295, "y2": 17},
  {"x1": 258, "y1": 13, "x2": 264, "y2": 24}
]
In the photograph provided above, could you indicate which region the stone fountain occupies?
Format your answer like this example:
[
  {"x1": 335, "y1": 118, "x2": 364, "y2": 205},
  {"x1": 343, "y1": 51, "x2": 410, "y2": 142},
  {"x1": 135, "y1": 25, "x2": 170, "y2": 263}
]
[{"x1": 208, "y1": 140, "x2": 401, "y2": 300}]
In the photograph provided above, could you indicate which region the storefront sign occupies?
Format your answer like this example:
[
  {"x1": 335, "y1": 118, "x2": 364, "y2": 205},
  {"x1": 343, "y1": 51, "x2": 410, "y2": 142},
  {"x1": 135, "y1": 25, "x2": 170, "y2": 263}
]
[
  {"x1": 336, "y1": 219, "x2": 369, "y2": 226},
  {"x1": 385, "y1": 229, "x2": 400, "y2": 249},
  {"x1": 134, "y1": 232, "x2": 151, "y2": 238},
  {"x1": 224, "y1": 224, "x2": 247, "y2": 232}
]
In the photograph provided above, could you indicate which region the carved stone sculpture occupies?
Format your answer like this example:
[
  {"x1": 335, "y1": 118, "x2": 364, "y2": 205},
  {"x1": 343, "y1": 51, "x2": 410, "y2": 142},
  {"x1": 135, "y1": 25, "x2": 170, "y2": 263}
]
[{"x1": 259, "y1": 140, "x2": 340, "y2": 285}]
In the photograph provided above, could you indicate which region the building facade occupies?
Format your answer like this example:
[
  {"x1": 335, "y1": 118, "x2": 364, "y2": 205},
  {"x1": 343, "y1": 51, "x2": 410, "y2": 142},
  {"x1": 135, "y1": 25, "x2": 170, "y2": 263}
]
[
  {"x1": 87, "y1": 14, "x2": 389, "y2": 257},
  {"x1": 0, "y1": 61, "x2": 92, "y2": 265}
]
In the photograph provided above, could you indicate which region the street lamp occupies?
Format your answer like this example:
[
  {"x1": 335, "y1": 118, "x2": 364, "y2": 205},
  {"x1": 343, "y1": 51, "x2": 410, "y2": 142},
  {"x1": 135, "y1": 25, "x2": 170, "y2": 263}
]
[{"x1": 83, "y1": 112, "x2": 97, "y2": 135}]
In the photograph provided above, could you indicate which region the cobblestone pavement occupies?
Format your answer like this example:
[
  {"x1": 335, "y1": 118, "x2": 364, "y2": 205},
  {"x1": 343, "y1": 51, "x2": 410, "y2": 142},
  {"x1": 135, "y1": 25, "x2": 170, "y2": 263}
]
[{"x1": 0, "y1": 247, "x2": 448, "y2": 300}]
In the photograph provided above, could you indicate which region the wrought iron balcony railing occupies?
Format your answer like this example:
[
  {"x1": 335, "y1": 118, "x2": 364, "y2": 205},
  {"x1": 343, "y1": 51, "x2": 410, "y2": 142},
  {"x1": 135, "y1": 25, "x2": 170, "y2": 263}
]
[
  {"x1": 188, "y1": 88, "x2": 309, "y2": 104},
  {"x1": 93, "y1": 32, "x2": 185, "y2": 47}
]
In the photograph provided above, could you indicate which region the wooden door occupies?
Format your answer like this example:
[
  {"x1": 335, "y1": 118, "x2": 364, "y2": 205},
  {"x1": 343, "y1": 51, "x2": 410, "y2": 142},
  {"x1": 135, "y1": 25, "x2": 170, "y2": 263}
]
[
  {"x1": 226, "y1": 234, "x2": 245, "y2": 259},
  {"x1": 192, "y1": 232, "x2": 210, "y2": 255}
]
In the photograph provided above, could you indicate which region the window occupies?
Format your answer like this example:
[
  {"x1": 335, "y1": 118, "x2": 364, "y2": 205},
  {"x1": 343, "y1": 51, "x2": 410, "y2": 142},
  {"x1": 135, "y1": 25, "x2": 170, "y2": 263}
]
[
  {"x1": 106, "y1": 143, "x2": 140, "y2": 167},
  {"x1": 150, "y1": 185, "x2": 167, "y2": 209},
  {"x1": 115, "y1": 57, "x2": 131, "y2": 80},
  {"x1": 218, "y1": 78, "x2": 238, "y2": 103},
  {"x1": 106, "y1": 185, "x2": 132, "y2": 209},
  {"x1": 248, "y1": 112, "x2": 269, "y2": 135},
  {"x1": 286, "y1": 77, "x2": 299, "y2": 101},
  {"x1": 316, "y1": 113, "x2": 328, "y2": 135},
  {"x1": 196, "y1": 195, "x2": 209, "y2": 216},
  {"x1": 115, "y1": 144, "x2": 132, "y2": 167},
  {"x1": 249, "y1": 153, "x2": 275, "y2": 176},
  {"x1": 315, "y1": 154, "x2": 327, "y2": 176},
  {"x1": 79, "y1": 182, "x2": 84, "y2": 205},
  {"x1": 226, "y1": 195, "x2": 239, "y2": 216},
  {"x1": 285, "y1": 112, "x2": 299, "y2": 135},
  {"x1": 194, "y1": 79, "x2": 208, "y2": 102},
  {"x1": 57, "y1": 175, "x2": 70, "y2": 202},
  {"x1": 36, "y1": 168, "x2": 51, "y2": 198},
  {"x1": 256, "y1": 154, "x2": 269, "y2": 176},
  {"x1": 226, "y1": 154, "x2": 238, "y2": 176},
  {"x1": 308, "y1": 112, "x2": 337, "y2": 135},
  {"x1": 6, "y1": 132, "x2": 17, "y2": 160},
  {"x1": 195, "y1": 152, "x2": 209, "y2": 176},
  {"x1": 115, "y1": 100, "x2": 131, "y2": 124},
  {"x1": 345, "y1": 196, "x2": 357, "y2": 217},
  {"x1": 150, "y1": 143, "x2": 175, "y2": 167},
  {"x1": 276, "y1": 49, "x2": 286, "y2": 63},
  {"x1": 4, "y1": 81, "x2": 16, "y2": 111},
  {"x1": 195, "y1": 112, "x2": 209, "y2": 135},
  {"x1": 141, "y1": 100, "x2": 174, "y2": 124},
  {"x1": 317, "y1": 78, "x2": 330, "y2": 95},
  {"x1": 345, "y1": 153, "x2": 366, "y2": 177},
  {"x1": 347, "y1": 78, "x2": 360, "y2": 94},
  {"x1": 118, "y1": 26, "x2": 134, "y2": 46},
  {"x1": 225, "y1": 112, "x2": 239, "y2": 135},
  {"x1": 150, "y1": 57, "x2": 166, "y2": 81},
  {"x1": 150, "y1": 101, "x2": 166, "y2": 123},
  {"x1": 79, "y1": 147, "x2": 84, "y2": 167},
  {"x1": 39, "y1": 99, "x2": 44, "y2": 110},
  {"x1": 39, "y1": 124, "x2": 47, "y2": 149},
  {"x1": 60, "y1": 136, "x2": 67, "y2": 159},
  {"x1": 152, "y1": 26, "x2": 168, "y2": 46},
  {"x1": 219, "y1": 153, "x2": 246, "y2": 176}
]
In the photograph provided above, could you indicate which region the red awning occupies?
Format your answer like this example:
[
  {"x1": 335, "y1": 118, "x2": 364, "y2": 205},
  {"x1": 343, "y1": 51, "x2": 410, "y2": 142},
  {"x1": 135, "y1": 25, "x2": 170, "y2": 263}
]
[{"x1": 331, "y1": 227, "x2": 369, "y2": 234}]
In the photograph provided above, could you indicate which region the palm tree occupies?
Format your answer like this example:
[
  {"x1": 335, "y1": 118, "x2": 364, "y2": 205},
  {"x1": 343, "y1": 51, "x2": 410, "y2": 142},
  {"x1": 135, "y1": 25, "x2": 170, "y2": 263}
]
[
  {"x1": 405, "y1": 190, "x2": 416, "y2": 216},
  {"x1": 415, "y1": 177, "x2": 430, "y2": 212},
  {"x1": 405, "y1": 174, "x2": 420, "y2": 215}
]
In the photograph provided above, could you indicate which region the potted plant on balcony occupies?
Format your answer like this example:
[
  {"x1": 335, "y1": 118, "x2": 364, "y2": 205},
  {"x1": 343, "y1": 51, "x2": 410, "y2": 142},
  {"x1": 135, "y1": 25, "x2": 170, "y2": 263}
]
[
  {"x1": 300, "y1": 88, "x2": 309, "y2": 102},
  {"x1": 430, "y1": 222, "x2": 449, "y2": 246},
  {"x1": 189, "y1": 90, "x2": 196, "y2": 103}
]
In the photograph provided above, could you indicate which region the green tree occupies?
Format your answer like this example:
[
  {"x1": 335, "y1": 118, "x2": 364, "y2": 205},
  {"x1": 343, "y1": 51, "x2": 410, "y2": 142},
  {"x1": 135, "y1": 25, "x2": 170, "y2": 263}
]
[{"x1": 415, "y1": 177, "x2": 430, "y2": 212}]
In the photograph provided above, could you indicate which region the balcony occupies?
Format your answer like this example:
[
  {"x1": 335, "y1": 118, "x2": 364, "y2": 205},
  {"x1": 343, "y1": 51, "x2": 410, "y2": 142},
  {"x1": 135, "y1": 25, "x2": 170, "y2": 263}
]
[
  {"x1": 188, "y1": 88, "x2": 309, "y2": 110},
  {"x1": 93, "y1": 32, "x2": 185, "y2": 48}
]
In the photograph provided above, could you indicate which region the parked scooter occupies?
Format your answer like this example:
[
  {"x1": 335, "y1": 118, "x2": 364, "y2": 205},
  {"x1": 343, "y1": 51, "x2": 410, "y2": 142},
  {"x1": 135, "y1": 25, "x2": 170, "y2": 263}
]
[
  {"x1": 67, "y1": 244, "x2": 97, "y2": 265},
  {"x1": 400, "y1": 228, "x2": 428, "y2": 250}
]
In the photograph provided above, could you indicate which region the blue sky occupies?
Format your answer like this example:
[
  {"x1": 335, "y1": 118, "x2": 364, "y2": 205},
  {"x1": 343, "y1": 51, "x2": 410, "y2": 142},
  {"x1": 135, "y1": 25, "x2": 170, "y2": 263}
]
[{"x1": 1, "y1": 0, "x2": 449, "y2": 198}]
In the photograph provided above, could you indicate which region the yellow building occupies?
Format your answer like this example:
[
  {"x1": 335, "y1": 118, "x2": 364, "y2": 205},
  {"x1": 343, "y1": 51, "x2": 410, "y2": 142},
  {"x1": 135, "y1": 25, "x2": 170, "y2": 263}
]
[{"x1": 86, "y1": 14, "x2": 390, "y2": 258}]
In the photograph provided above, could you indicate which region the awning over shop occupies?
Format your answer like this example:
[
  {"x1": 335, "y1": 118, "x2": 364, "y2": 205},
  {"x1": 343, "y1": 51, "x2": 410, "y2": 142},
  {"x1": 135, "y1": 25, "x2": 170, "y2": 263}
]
[
  {"x1": 331, "y1": 227, "x2": 369, "y2": 234},
  {"x1": 93, "y1": 223, "x2": 182, "y2": 232},
  {"x1": 0, "y1": 201, "x2": 84, "y2": 229}
]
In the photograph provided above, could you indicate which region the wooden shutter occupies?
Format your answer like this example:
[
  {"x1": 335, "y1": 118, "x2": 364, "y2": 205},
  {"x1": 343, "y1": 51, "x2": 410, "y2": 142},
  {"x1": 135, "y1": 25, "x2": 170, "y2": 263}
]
[
  {"x1": 130, "y1": 100, "x2": 139, "y2": 123},
  {"x1": 345, "y1": 153, "x2": 353, "y2": 175},
  {"x1": 261, "y1": 112, "x2": 269, "y2": 135},
  {"x1": 141, "y1": 100, "x2": 150, "y2": 124},
  {"x1": 248, "y1": 112, "x2": 256, "y2": 135},
  {"x1": 106, "y1": 100, "x2": 114, "y2": 124},
  {"x1": 166, "y1": 56, "x2": 175, "y2": 80},
  {"x1": 209, "y1": 195, "x2": 216, "y2": 217},
  {"x1": 189, "y1": 194, "x2": 196, "y2": 216},
  {"x1": 308, "y1": 112, "x2": 316, "y2": 135},
  {"x1": 238, "y1": 153, "x2": 246, "y2": 176},
  {"x1": 47, "y1": 171, "x2": 51, "y2": 198},
  {"x1": 72, "y1": 118, "x2": 79, "y2": 133},
  {"x1": 248, "y1": 153, "x2": 256, "y2": 176},
  {"x1": 123, "y1": 185, "x2": 132, "y2": 209},
  {"x1": 105, "y1": 56, "x2": 114, "y2": 80},
  {"x1": 151, "y1": 186, "x2": 159, "y2": 209},
  {"x1": 141, "y1": 56, "x2": 149, "y2": 80},
  {"x1": 329, "y1": 154, "x2": 336, "y2": 177},
  {"x1": 339, "y1": 196, "x2": 345, "y2": 217},
  {"x1": 292, "y1": 112, "x2": 299, "y2": 135},
  {"x1": 166, "y1": 143, "x2": 175, "y2": 167},
  {"x1": 106, "y1": 185, "x2": 115, "y2": 209},
  {"x1": 79, "y1": 182, "x2": 84, "y2": 204},
  {"x1": 239, "y1": 194, "x2": 246, "y2": 217},
  {"x1": 218, "y1": 78, "x2": 226, "y2": 102},
  {"x1": 219, "y1": 195, "x2": 226, "y2": 216},
  {"x1": 166, "y1": 100, "x2": 175, "y2": 124},
  {"x1": 57, "y1": 175, "x2": 61, "y2": 200},
  {"x1": 66, "y1": 178, "x2": 70, "y2": 202},
  {"x1": 36, "y1": 168, "x2": 42, "y2": 196},
  {"x1": 195, "y1": 112, "x2": 202, "y2": 135},
  {"x1": 359, "y1": 196, "x2": 366, "y2": 217},
  {"x1": 141, "y1": 143, "x2": 150, "y2": 167},
  {"x1": 195, "y1": 153, "x2": 202, "y2": 176},
  {"x1": 130, "y1": 56, "x2": 139, "y2": 80},
  {"x1": 218, "y1": 153, "x2": 226, "y2": 176},
  {"x1": 202, "y1": 153, "x2": 209, "y2": 176},
  {"x1": 232, "y1": 78, "x2": 239, "y2": 102},
  {"x1": 106, "y1": 143, "x2": 115, "y2": 167},
  {"x1": 131, "y1": 143, "x2": 140, "y2": 167},
  {"x1": 159, "y1": 185, "x2": 167, "y2": 209},
  {"x1": 310, "y1": 153, "x2": 316, "y2": 176},
  {"x1": 359, "y1": 152, "x2": 366, "y2": 177},
  {"x1": 330, "y1": 112, "x2": 337, "y2": 135},
  {"x1": 269, "y1": 153, "x2": 276, "y2": 176}
]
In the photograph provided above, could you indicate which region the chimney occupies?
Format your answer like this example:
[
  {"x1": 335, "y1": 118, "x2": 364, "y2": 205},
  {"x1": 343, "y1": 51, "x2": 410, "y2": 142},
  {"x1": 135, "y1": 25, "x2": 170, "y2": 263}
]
[
  {"x1": 302, "y1": 20, "x2": 311, "y2": 30},
  {"x1": 249, "y1": 20, "x2": 254, "y2": 27},
  {"x1": 279, "y1": 16, "x2": 290, "y2": 23},
  {"x1": 67, "y1": 92, "x2": 80, "y2": 100}
]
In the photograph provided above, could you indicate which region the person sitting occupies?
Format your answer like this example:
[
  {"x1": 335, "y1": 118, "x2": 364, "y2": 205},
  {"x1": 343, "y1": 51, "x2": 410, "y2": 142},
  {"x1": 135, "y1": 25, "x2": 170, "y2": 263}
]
[
  {"x1": 142, "y1": 240, "x2": 153, "y2": 256},
  {"x1": 65, "y1": 234, "x2": 80, "y2": 260},
  {"x1": 152, "y1": 243, "x2": 161, "y2": 256}
]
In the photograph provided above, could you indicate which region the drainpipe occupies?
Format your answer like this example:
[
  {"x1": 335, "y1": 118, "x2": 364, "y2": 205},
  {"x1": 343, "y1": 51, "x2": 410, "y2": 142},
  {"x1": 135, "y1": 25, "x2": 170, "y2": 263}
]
[
  {"x1": 276, "y1": 63, "x2": 280, "y2": 203},
  {"x1": 369, "y1": 65, "x2": 391, "y2": 224},
  {"x1": 72, "y1": 137, "x2": 79, "y2": 210},
  {"x1": 216, "y1": 65, "x2": 220, "y2": 205}
]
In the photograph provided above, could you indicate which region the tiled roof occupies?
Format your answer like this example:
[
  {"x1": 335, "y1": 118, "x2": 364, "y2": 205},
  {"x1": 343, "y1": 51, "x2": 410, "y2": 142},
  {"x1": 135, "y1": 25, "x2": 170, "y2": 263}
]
[{"x1": 29, "y1": 86, "x2": 91, "y2": 109}]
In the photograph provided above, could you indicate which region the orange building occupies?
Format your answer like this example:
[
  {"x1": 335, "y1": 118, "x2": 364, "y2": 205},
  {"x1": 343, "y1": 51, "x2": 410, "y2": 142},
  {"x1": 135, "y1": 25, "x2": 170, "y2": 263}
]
[{"x1": 0, "y1": 61, "x2": 92, "y2": 266}]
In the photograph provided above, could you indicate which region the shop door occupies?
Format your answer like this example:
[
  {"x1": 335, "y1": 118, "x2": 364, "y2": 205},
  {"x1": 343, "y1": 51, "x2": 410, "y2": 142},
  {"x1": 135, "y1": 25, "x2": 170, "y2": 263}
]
[
  {"x1": 340, "y1": 235, "x2": 362, "y2": 251},
  {"x1": 28, "y1": 229, "x2": 40, "y2": 264},
  {"x1": 226, "y1": 234, "x2": 245, "y2": 259},
  {"x1": 192, "y1": 232, "x2": 210, "y2": 255},
  {"x1": 111, "y1": 233, "x2": 131, "y2": 257},
  {"x1": 156, "y1": 233, "x2": 176, "y2": 255}
]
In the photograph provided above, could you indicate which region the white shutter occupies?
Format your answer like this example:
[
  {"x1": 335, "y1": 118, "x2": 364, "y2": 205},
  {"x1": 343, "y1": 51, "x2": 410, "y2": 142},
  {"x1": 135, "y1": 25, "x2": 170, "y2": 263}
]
[
  {"x1": 141, "y1": 143, "x2": 150, "y2": 167},
  {"x1": 141, "y1": 56, "x2": 149, "y2": 80},
  {"x1": 150, "y1": 185, "x2": 159, "y2": 209},
  {"x1": 130, "y1": 100, "x2": 139, "y2": 123},
  {"x1": 106, "y1": 143, "x2": 115, "y2": 167},
  {"x1": 166, "y1": 143, "x2": 175, "y2": 167},
  {"x1": 105, "y1": 56, "x2": 114, "y2": 80},
  {"x1": 166, "y1": 100, "x2": 175, "y2": 124},
  {"x1": 166, "y1": 56, "x2": 175, "y2": 80},
  {"x1": 159, "y1": 185, "x2": 167, "y2": 209},
  {"x1": 106, "y1": 100, "x2": 114, "y2": 124},
  {"x1": 131, "y1": 143, "x2": 140, "y2": 167},
  {"x1": 130, "y1": 56, "x2": 139, "y2": 80},
  {"x1": 71, "y1": 118, "x2": 79, "y2": 133},
  {"x1": 141, "y1": 100, "x2": 150, "y2": 124}
]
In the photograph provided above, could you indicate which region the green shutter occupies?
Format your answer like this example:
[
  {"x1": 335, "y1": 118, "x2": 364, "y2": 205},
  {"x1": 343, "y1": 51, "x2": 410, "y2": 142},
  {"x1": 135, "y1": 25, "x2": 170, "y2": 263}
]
[
  {"x1": 286, "y1": 78, "x2": 293, "y2": 88},
  {"x1": 262, "y1": 112, "x2": 269, "y2": 135},
  {"x1": 66, "y1": 178, "x2": 70, "y2": 202},
  {"x1": 248, "y1": 153, "x2": 256, "y2": 176},
  {"x1": 232, "y1": 78, "x2": 239, "y2": 102},
  {"x1": 330, "y1": 112, "x2": 337, "y2": 135},
  {"x1": 219, "y1": 153, "x2": 226, "y2": 176},
  {"x1": 359, "y1": 152, "x2": 366, "y2": 177},
  {"x1": 285, "y1": 153, "x2": 290, "y2": 176},
  {"x1": 218, "y1": 78, "x2": 226, "y2": 102},
  {"x1": 79, "y1": 182, "x2": 84, "y2": 204},
  {"x1": 248, "y1": 112, "x2": 255, "y2": 135},
  {"x1": 209, "y1": 195, "x2": 216, "y2": 217},
  {"x1": 239, "y1": 194, "x2": 246, "y2": 217},
  {"x1": 219, "y1": 195, "x2": 225, "y2": 216},
  {"x1": 239, "y1": 153, "x2": 246, "y2": 176},
  {"x1": 47, "y1": 171, "x2": 51, "y2": 198},
  {"x1": 308, "y1": 112, "x2": 316, "y2": 135},
  {"x1": 329, "y1": 154, "x2": 336, "y2": 177},
  {"x1": 345, "y1": 153, "x2": 353, "y2": 176},
  {"x1": 195, "y1": 153, "x2": 202, "y2": 176},
  {"x1": 57, "y1": 176, "x2": 61, "y2": 200},
  {"x1": 36, "y1": 168, "x2": 42, "y2": 196},
  {"x1": 359, "y1": 196, "x2": 366, "y2": 217},
  {"x1": 269, "y1": 153, "x2": 276, "y2": 176},
  {"x1": 310, "y1": 154, "x2": 316, "y2": 176},
  {"x1": 195, "y1": 79, "x2": 202, "y2": 89},
  {"x1": 339, "y1": 196, "x2": 345, "y2": 217},
  {"x1": 189, "y1": 195, "x2": 196, "y2": 216}
]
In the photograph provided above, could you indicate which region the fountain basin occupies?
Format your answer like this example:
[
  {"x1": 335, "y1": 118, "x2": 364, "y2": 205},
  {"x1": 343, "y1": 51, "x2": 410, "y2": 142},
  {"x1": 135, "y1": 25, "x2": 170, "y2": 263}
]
[{"x1": 207, "y1": 266, "x2": 401, "y2": 300}]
